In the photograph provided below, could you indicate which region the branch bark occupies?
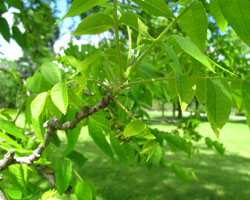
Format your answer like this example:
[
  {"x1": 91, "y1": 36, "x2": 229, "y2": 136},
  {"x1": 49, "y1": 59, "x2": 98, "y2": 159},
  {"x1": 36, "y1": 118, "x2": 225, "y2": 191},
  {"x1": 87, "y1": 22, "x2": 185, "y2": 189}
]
[
  {"x1": 0, "y1": 189, "x2": 7, "y2": 200},
  {"x1": 0, "y1": 93, "x2": 112, "y2": 171},
  {"x1": 0, "y1": 65, "x2": 29, "y2": 79}
]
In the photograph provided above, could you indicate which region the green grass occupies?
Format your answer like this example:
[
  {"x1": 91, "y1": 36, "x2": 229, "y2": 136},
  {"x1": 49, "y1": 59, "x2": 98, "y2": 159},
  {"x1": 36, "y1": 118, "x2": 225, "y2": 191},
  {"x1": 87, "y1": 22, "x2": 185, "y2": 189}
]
[{"x1": 55, "y1": 116, "x2": 250, "y2": 200}]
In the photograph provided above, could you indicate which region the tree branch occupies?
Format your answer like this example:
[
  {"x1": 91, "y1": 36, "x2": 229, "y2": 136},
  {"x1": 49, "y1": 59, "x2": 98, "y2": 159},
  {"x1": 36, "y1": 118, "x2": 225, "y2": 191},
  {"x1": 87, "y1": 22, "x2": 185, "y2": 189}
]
[
  {"x1": 0, "y1": 65, "x2": 29, "y2": 79},
  {"x1": 0, "y1": 93, "x2": 112, "y2": 171},
  {"x1": 0, "y1": 189, "x2": 7, "y2": 200}
]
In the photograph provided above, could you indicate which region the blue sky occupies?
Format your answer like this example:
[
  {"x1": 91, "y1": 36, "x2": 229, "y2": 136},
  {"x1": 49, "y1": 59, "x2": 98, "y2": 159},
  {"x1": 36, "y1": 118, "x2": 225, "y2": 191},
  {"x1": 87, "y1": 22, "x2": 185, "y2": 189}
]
[{"x1": 0, "y1": 0, "x2": 101, "y2": 60}]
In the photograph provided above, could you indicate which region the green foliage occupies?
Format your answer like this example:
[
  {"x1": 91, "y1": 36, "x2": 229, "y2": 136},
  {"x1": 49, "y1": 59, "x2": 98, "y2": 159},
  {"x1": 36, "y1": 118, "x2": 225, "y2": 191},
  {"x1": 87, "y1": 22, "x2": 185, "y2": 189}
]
[
  {"x1": 0, "y1": 118, "x2": 25, "y2": 140},
  {"x1": 51, "y1": 82, "x2": 68, "y2": 115},
  {"x1": 206, "y1": 78, "x2": 232, "y2": 137},
  {"x1": 54, "y1": 158, "x2": 72, "y2": 194},
  {"x1": 173, "y1": 35, "x2": 214, "y2": 72},
  {"x1": 123, "y1": 120, "x2": 146, "y2": 137},
  {"x1": 179, "y1": 1, "x2": 208, "y2": 51},
  {"x1": 1, "y1": 0, "x2": 250, "y2": 199},
  {"x1": 242, "y1": 80, "x2": 250, "y2": 127},
  {"x1": 72, "y1": 13, "x2": 114, "y2": 35},
  {"x1": 219, "y1": 0, "x2": 250, "y2": 47}
]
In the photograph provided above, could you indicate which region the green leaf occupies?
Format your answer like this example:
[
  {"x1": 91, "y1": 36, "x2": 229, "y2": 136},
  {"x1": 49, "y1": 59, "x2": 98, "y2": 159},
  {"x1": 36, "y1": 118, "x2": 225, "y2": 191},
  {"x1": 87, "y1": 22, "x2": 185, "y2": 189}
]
[
  {"x1": 12, "y1": 26, "x2": 26, "y2": 49},
  {"x1": 131, "y1": 0, "x2": 174, "y2": 18},
  {"x1": 75, "y1": 181, "x2": 92, "y2": 200},
  {"x1": 64, "y1": 124, "x2": 81, "y2": 156},
  {"x1": 242, "y1": 80, "x2": 250, "y2": 128},
  {"x1": 77, "y1": 53, "x2": 103, "y2": 73},
  {"x1": 195, "y1": 78, "x2": 206, "y2": 104},
  {"x1": 176, "y1": 75, "x2": 196, "y2": 112},
  {"x1": 123, "y1": 120, "x2": 147, "y2": 137},
  {"x1": 171, "y1": 163, "x2": 190, "y2": 183},
  {"x1": 54, "y1": 158, "x2": 72, "y2": 194},
  {"x1": 26, "y1": 73, "x2": 43, "y2": 94},
  {"x1": 142, "y1": 127, "x2": 156, "y2": 140},
  {"x1": 140, "y1": 140, "x2": 156, "y2": 162},
  {"x1": 205, "y1": 137, "x2": 213, "y2": 148},
  {"x1": 179, "y1": 1, "x2": 208, "y2": 51},
  {"x1": 119, "y1": 11, "x2": 154, "y2": 40},
  {"x1": 0, "y1": 16, "x2": 10, "y2": 42},
  {"x1": 88, "y1": 119, "x2": 114, "y2": 160},
  {"x1": 66, "y1": 151, "x2": 87, "y2": 168},
  {"x1": 0, "y1": 118, "x2": 25, "y2": 140},
  {"x1": 206, "y1": 78, "x2": 232, "y2": 136},
  {"x1": 57, "y1": 0, "x2": 109, "y2": 23},
  {"x1": 210, "y1": 0, "x2": 228, "y2": 33},
  {"x1": 110, "y1": 134, "x2": 128, "y2": 167},
  {"x1": 40, "y1": 62, "x2": 62, "y2": 85},
  {"x1": 72, "y1": 13, "x2": 114, "y2": 35},
  {"x1": 41, "y1": 189, "x2": 57, "y2": 200},
  {"x1": 31, "y1": 117, "x2": 44, "y2": 145},
  {"x1": 213, "y1": 141, "x2": 225, "y2": 157},
  {"x1": 8, "y1": 164, "x2": 28, "y2": 195},
  {"x1": 161, "y1": 42, "x2": 182, "y2": 74},
  {"x1": 231, "y1": 80, "x2": 243, "y2": 113},
  {"x1": 219, "y1": 0, "x2": 250, "y2": 47},
  {"x1": 173, "y1": 35, "x2": 214, "y2": 72},
  {"x1": 51, "y1": 82, "x2": 68, "y2": 115},
  {"x1": 5, "y1": 184, "x2": 23, "y2": 199},
  {"x1": 45, "y1": 95, "x2": 62, "y2": 119},
  {"x1": 0, "y1": 131, "x2": 24, "y2": 149},
  {"x1": 30, "y1": 92, "x2": 48, "y2": 120}
]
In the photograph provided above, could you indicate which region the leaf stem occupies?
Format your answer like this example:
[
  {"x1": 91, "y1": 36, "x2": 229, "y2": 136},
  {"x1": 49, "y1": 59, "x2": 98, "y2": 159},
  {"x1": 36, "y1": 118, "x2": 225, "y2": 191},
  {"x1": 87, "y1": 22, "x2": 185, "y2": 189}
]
[
  {"x1": 87, "y1": 78, "x2": 111, "y2": 90},
  {"x1": 125, "y1": 6, "x2": 190, "y2": 78},
  {"x1": 104, "y1": 57, "x2": 119, "y2": 86},
  {"x1": 113, "y1": 0, "x2": 124, "y2": 82},
  {"x1": 112, "y1": 97, "x2": 137, "y2": 120}
]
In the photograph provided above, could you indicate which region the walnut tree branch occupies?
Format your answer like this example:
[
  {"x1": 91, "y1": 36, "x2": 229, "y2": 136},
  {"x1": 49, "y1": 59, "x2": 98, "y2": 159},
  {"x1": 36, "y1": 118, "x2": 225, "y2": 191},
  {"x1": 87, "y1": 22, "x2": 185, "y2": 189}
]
[
  {"x1": 0, "y1": 189, "x2": 7, "y2": 200},
  {"x1": 0, "y1": 93, "x2": 112, "y2": 171},
  {"x1": 0, "y1": 65, "x2": 29, "y2": 79}
]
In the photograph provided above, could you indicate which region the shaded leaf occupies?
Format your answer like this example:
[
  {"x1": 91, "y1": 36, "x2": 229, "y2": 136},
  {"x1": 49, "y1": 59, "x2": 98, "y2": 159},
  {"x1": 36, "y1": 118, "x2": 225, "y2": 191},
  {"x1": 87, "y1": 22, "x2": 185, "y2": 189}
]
[
  {"x1": 195, "y1": 78, "x2": 206, "y2": 104},
  {"x1": 72, "y1": 13, "x2": 114, "y2": 35},
  {"x1": 54, "y1": 158, "x2": 72, "y2": 194},
  {"x1": 75, "y1": 180, "x2": 92, "y2": 200},
  {"x1": 206, "y1": 78, "x2": 232, "y2": 137},
  {"x1": 176, "y1": 75, "x2": 196, "y2": 111},
  {"x1": 0, "y1": 16, "x2": 10, "y2": 42},
  {"x1": 88, "y1": 119, "x2": 114, "y2": 160},
  {"x1": 110, "y1": 134, "x2": 128, "y2": 167},
  {"x1": 161, "y1": 42, "x2": 182, "y2": 74},
  {"x1": 231, "y1": 80, "x2": 243, "y2": 113},
  {"x1": 119, "y1": 11, "x2": 153, "y2": 40},
  {"x1": 242, "y1": 80, "x2": 250, "y2": 128}
]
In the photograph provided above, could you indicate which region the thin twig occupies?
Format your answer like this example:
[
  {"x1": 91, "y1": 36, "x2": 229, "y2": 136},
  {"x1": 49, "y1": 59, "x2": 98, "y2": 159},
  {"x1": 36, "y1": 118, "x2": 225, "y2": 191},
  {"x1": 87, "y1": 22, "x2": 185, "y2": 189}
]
[
  {"x1": 112, "y1": 97, "x2": 137, "y2": 120},
  {"x1": 87, "y1": 78, "x2": 111, "y2": 90}
]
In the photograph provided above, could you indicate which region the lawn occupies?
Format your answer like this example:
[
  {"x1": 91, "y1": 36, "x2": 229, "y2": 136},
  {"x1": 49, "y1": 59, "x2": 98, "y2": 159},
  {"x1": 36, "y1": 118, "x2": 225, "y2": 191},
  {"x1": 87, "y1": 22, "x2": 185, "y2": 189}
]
[{"x1": 50, "y1": 113, "x2": 250, "y2": 200}]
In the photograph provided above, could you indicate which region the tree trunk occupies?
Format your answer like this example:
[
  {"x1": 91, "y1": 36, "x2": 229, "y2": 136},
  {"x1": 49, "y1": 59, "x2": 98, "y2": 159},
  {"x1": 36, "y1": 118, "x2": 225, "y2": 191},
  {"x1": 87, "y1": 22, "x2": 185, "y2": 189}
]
[
  {"x1": 172, "y1": 102, "x2": 176, "y2": 120},
  {"x1": 161, "y1": 102, "x2": 165, "y2": 118},
  {"x1": 177, "y1": 102, "x2": 182, "y2": 119}
]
